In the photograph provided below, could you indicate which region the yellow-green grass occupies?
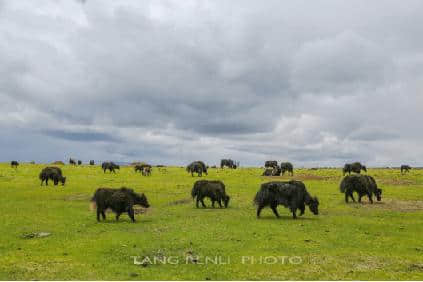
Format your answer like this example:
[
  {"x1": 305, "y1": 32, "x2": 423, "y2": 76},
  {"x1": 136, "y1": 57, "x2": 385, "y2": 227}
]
[{"x1": 0, "y1": 164, "x2": 422, "y2": 280}]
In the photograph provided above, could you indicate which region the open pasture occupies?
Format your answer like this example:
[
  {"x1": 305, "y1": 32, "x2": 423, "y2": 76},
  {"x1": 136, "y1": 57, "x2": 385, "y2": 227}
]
[{"x1": 0, "y1": 164, "x2": 422, "y2": 280}]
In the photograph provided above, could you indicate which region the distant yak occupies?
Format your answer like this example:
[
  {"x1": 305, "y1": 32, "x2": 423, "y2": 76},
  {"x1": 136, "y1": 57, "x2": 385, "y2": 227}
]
[
  {"x1": 39, "y1": 166, "x2": 66, "y2": 186},
  {"x1": 220, "y1": 159, "x2": 237, "y2": 169},
  {"x1": 78, "y1": 160, "x2": 82, "y2": 165},
  {"x1": 191, "y1": 180, "x2": 230, "y2": 208},
  {"x1": 69, "y1": 158, "x2": 76, "y2": 165},
  {"x1": 343, "y1": 162, "x2": 367, "y2": 175},
  {"x1": 186, "y1": 161, "x2": 208, "y2": 177},
  {"x1": 11, "y1": 161, "x2": 19, "y2": 168},
  {"x1": 89, "y1": 160, "x2": 95, "y2": 165},
  {"x1": 254, "y1": 180, "x2": 319, "y2": 219},
  {"x1": 401, "y1": 165, "x2": 411, "y2": 174},
  {"x1": 280, "y1": 162, "x2": 294, "y2": 176},
  {"x1": 262, "y1": 166, "x2": 281, "y2": 176},
  {"x1": 265, "y1": 161, "x2": 278, "y2": 168},
  {"x1": 340, "y1": 174, "x2": 382, "y2": 204},
  {"x1": 102, "y1": 162, "x2": 120, "y2": 173},
  {"x1": 90, "y1": 187, "x2": 150, "y2": 222},
  {"x1": 134, "y1": 163, "x2": 151, "y2": 173}
]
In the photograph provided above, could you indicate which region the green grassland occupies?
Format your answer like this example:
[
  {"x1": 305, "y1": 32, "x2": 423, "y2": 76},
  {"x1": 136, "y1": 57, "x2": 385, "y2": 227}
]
[{"x1": 0, "y1": 163, "x2": 422, "y2": 280}]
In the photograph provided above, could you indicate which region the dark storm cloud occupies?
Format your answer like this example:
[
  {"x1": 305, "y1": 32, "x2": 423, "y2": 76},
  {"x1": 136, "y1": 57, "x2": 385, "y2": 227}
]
[{"x1": 1, "y1": 0, "x2": 422, "y2": 166}]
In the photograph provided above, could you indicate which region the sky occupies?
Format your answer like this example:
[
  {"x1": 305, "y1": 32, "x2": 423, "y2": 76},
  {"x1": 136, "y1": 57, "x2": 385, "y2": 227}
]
[{"x1": 1, "y1": 0, "x2": 422, "y2": 167}]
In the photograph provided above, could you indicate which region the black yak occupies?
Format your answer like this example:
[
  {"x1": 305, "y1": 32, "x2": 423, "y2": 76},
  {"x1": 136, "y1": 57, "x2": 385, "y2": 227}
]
[
  {"x1": 401, "y1": 165, "x2": 411, "y2": 174},
  {"x1": 191, "y1": 180, "x2": 230, "y2": 208},
  {"x1": 11, "y1": 161, "x2": 19, "y2": 168},
  {"x1": 102, "y1": 162, "x2": 120, "y2": 173},
  {"x1": 90, "y1": 187, "x2": 150, "y2": 222},
  {"x1": 343, "y1": 163, "x2": 352, "y2": 175},
  {"x1": 69, "y1": 158, "x2": 76, "y2": 165},
  {"x1": 254, "y1": 180, "x2": 319, "y2": 219},
  {"x1": 340, "y1": 174, "x2": 382, "y2": 204},
  {"x1": 262, "y1": 166, "x2": 281, "y2": 176},
  {"x1": 220, "y1": 159, "x2": 237, "y2": 169},
  {"x1": 134, "y1": 163, "x2": 151, "y2": 173},
  {"x1": 39, "y1": 167, "x2": 66, "y2": 186},
  {"x1": 351, "y1": 162, "x2": 367, "y2": 174},
  {"x1": 142, "y1": 166, "x2": 152, "y2": 176},
  {"x1": 265, "y1": 161, "x2": 278, "y2": 168},
  {"x1": 280, "y1": 162, "x2": 294, "y2": 176},
  {"x1": 89, "y1": 160, "x2": 95, "y2": 165},
  {"x1": 77, "y1": 160, "x2": 82, "y2": 165},
  {"x1": 186, "y1": 161, "x2": 208, "y2": 177}
]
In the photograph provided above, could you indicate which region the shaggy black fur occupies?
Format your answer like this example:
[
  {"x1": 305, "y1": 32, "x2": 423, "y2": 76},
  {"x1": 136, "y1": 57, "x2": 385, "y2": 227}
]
[
  {"x1": 254, "y1": 180, "x2": 319, "y2": 219},
  {"x1": 265, "y1": 161, "x2": 278, "y2": 168},
  {"x1": 102, "y1": 162, "x2": 120, "y2": 173},
  {"x1": 11, "y1": 161, "x2": 19, "y2": 168},
  {"x1": 220, "y1": 159, "x2": 237, "y2": 169},
  {"x1": 90, "y1": 160, "x2": 95, "y2": 165},
  {"x1": 186, "y1": 161, "x2": 208, "y2": 177},
  {"x1": 39, "y1": 167, "x2": 66, "y2": 186},
  {"x1": 91, "y1": 187, "x2": 150, "y2": 222},
  {"x1": 191, "y1": 180, "x2": 230, "y2": 208},
  {"x1": 69, "y1": 158, "x2": 76, "y2": 165},
  {"x1": 77, "y1": 160, "x2": 82, "y2": 165},
  {"x1": 401, "y1": 165, "x2": 411, "y2": 174},
  {"x1": 280, "y1": 162, "x2": 294, "y2": 176},
  {"x1": 340, "y1": 174, "x2": 382, "y2": 203}
]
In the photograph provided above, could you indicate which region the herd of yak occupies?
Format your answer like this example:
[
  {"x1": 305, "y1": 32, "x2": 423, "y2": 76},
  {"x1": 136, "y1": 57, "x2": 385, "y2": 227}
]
[{"x1": 8, "y1": 159, "x2": 414, "y2": 222}]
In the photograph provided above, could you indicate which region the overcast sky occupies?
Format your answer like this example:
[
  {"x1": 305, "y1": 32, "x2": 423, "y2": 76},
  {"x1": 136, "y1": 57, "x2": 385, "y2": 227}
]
[{"x1": 1, "y1": 0, "x2": 422, "y2": 167}]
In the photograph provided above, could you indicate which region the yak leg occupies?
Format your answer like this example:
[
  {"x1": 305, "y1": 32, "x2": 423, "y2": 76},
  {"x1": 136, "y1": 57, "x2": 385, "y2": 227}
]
[
  {"x1": 40, "y1": 179, "x2": 44, "y2": 186},
  {"x1": 200, "y1": 198, "x2": 207, "y2": 208},
  {"x1": 128, "y1": 207, "x2": 135, "y2": 222},
  {"x1": 211, "y1": 200, "x2": 216, "y2": 208},
  {"x1": 45, "y1": 178, "x2": 48, "y2": 186},
  {"x1": 358, "y1": 194, "x2": 362, "y2": 203},
  {"x1": 299, "y1": 203, "x2": 305, "y2": 216},
  {"x1": 270, "y1": 203, "x2": 280, "y2": 218},
  {"x1": 218, "y1": 198, "x2": 223, "y2": 208},
  {"x1": 291, "y1": 208, "x2": 297, "y2": 219},
  {"x1": 367, "y1": 193, "x2": 373, "y2": 204},
  {"x1": 257, "y1": 205, "x2": 265, "y2": 218},
  {"x1": 97, "y1": 209, "x2": 102, "y2": 222},
  {"x1": 116, "y1": 212, "x2": 121, "y2": 221},
  {"x1": 101, "y1": 211, "x2": 106, "y2": 220},
  {"x1": 195, "y1": 197, "x2": 200, "y2": 208}
]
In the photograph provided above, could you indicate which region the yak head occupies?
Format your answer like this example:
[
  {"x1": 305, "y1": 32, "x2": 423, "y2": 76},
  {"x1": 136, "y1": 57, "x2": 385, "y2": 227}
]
[
  {"x1": 308, "y1": 197, "x2": 319, "y2": 215},
  {"x1": 223, "y1": 195, "x2": 230, "y2": 208},
  {"x1": 375, "y1": 188, "x2": 382, "y2": 201},
  {"x1": 362, "y1": 165, "x2": 367, "y2": 172},
  {"x1": 134, "y1": 193, "x2": 150, "y2": 208}
]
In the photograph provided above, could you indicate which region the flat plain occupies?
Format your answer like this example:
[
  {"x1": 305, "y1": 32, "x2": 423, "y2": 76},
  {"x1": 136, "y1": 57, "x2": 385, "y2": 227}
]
[{"x1": 0, "y1": 163, "x2": 422, "y2": 280}]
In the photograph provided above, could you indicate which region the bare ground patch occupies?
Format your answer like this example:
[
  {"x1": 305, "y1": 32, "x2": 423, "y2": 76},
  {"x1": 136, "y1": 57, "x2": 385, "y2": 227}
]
[
  {"x1": 166, "y1": 198, "x2": 192, "y2": 206},
  {"x1": 379, "y1": 178, "x2": 416, "y2": 186},
  {"x1": 261, "y1": 174, "x2": 334, "y2": 181},
  {"x1": 362, "y1": 199, "x2": 423, "y2": 212},
  {"x1": 64, "y1": 194, "x2": 91, "y2": 201}
]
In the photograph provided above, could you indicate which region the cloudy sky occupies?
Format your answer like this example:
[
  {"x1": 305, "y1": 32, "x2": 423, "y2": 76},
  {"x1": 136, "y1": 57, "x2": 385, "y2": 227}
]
[{"x1": 1, "y1": 0, "x2": 422, "y2": 167}]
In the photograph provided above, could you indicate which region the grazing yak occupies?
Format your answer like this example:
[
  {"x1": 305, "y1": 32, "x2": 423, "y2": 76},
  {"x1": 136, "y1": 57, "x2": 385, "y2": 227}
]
[
  {"x1": 254, "y1": 180, "x2": 319, "y2": 219},
  {"x1": 134, "y1": 163, "x2": 151, "y2": 173},
  {"x1": 11, "y1": 161, "x2": 19, "y2": 168},
  {"x1": 102, "y1": 162, "x2": 120, "y2": 173},
  {"x1": 343, "y1": 164, "x2": 352, "y2": 175},
  {"x1": 69, "y1": 158, "x2": 76, "y2": 165},
  {"x1": 265, "y1": 161, "x2": 278, "y2": 168},
  {"x1": 401, "y1": 165, "x2": 411, "y2": 174},
  {"x1": 142, "y1": 166, "x2": 152, "y2": 176},
  {"x1": 77, "y1": 160, "x2": 82, "y2": 165},
  {"x1": 340, "y1": 174, "x2": 382, "y2": 204},
  {"x1": 262, "y1": 166, "x2": 281, "y2": 176},
  {"x1": 39, "y1": 167, "x2": 66, "y2": 186},
  {"x1": 89, "y1": 160, "x2": 95, "y2": 165},
  {"x1": 191, "y1": 180, "x2": 230, "y2": 208},
  {"x1": 280, "y1": 162, "x2": 294, "y2": 176},
  {"x1": 220, "y1": 159, "x2": 237, "y2": 169},
  {"x1": 91, "y1": 187, "x2": 150, "y2": 222},
  {"x1": 186, "y1": 161, "x2": 208, "y2": 177}
]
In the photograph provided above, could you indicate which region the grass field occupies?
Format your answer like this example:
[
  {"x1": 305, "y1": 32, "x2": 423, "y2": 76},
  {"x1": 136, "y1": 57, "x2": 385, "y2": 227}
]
[{"x1": 0, "y1": 163, "x2": 423, "y2": 280}]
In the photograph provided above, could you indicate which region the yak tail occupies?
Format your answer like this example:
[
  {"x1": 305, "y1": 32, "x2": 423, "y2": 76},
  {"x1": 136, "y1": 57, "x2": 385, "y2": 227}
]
[
  {"x1": 253, "y1": 185, "x2": 270, "y2": 206},
  {"x1": 191, "y1": 185, "x2": 198, "y2": 199}
]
